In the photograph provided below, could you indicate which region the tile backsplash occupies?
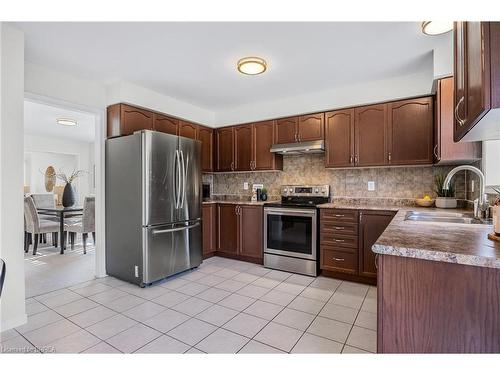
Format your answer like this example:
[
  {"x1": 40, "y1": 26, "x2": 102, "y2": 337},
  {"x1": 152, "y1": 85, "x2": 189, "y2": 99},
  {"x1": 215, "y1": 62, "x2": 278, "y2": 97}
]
[{"x1": 205, "y1": 154, "x2": 470, "y2": 202}]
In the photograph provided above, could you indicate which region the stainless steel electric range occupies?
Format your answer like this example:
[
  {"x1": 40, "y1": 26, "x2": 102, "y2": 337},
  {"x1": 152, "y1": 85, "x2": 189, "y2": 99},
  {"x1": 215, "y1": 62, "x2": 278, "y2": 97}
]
[{"x1": 263, "y1": 185, "x2": 330, "y2": 277}]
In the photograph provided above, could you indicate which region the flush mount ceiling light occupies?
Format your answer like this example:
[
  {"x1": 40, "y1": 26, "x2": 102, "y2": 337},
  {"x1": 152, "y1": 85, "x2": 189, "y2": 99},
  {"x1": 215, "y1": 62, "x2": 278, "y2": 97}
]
[
  {"x1": 56, "y1": 118, "x2": 77, "y2": 126},
  {"x1": 237, "y1": 57, "x2": 267, "y2": 75},
  {"x1": 421, "y1": 21, "x2": 453, "y2": 35}
]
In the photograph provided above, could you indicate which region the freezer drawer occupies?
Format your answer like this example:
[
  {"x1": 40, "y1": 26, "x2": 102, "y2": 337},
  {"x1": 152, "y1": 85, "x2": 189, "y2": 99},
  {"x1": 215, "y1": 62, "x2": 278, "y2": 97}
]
[{"x1": 143, "y1": 220, "x2": 202, "y2": 284}]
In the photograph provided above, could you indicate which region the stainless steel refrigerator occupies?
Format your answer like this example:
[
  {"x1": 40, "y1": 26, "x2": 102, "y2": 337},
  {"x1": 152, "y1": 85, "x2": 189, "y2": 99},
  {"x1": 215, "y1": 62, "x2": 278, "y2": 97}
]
[{"x1": 105, "y1": 130, "x2": 202, "y2": 287}]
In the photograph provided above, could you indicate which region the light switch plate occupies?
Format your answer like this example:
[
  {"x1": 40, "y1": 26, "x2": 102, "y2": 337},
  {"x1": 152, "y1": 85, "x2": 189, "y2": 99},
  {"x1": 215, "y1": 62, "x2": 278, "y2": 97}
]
[
  {"x1": 243, "y1": 182, "x2": 249, "y2": 190},
  {"x1": 368, "y1": 181, "x2": 375, "y2": 191}
]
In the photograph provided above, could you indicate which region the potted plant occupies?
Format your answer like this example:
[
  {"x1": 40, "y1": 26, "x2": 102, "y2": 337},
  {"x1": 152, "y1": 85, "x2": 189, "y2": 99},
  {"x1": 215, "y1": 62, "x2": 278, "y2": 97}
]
[
  {"x1": 435, "y1": 173, "x2": 457, "y2": 209},
  {"x1": 492, "y1": 187, "x2": 500, "y2": 235},
  {"x1": 48, "y1": 169, "x2": 88, "y2": 207}
]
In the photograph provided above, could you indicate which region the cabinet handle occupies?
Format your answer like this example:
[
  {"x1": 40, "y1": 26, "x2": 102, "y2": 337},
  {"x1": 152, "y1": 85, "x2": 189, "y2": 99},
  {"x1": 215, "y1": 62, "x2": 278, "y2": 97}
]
[
  {"x1": 433, "y1": 144, "x2": 438, "y2": 159},
  {"x1": 454, "y1": 96, "x2": 466, "y2": 127},
  {"x1": 334, "y1": 239, "x2": 345, "y2": 243},
  {"x1": 334, "y1": 226, "x2": 345, "y2": 230},
  {"x1": 252, "y1": 161, "x2": 256, "y2": 170},
  {"x1": 231, "y1": 161, "x2": 234, "y2": 171},
  {"x1": 332, "y1": 257, "x2": 345, "y2": 262},
  {"x1": 298, "y1": 133, "x2": 301, "y2": 142},
  {"x1": 333, "y1": 214, "x2": 344, "y2": 218},
  {"x1": 350, "y1": 155, "x2": 353, "y2": 164},
  {"x1": 388, "y1": 152, "x2": 392, "y2": 163},
  {"x1": 294, "y1": 133, "x2": 298, "y2": 142},
  {"x1": 354, "y1": 155, "x2": 359, "y2": 164}
]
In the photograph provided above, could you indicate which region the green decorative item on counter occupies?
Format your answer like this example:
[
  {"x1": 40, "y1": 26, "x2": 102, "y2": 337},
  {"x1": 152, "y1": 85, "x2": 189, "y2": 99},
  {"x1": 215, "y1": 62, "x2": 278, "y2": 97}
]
[
  {"x1": 261, "y1": 188, "x2": 268, "y2": 201},
  {"x1": 434, "y1": 173, "x2": 457, "y2": 208}
]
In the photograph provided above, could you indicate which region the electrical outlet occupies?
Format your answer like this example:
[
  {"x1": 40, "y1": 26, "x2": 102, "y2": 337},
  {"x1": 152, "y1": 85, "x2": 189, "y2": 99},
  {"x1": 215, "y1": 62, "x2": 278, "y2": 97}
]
[
  {"x1": 243, "y1": 182, "x2": 249, "y2": 190},
  {"x1": 134, "y1": 266, "x2": 139, "y2": 278},
  {"x1": 368, "y1": 181, "x2": 375, "y2": 191}
]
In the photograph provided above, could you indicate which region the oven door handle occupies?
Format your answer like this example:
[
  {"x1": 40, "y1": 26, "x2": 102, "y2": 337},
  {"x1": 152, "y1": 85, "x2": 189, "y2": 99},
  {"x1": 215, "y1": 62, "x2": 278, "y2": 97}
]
[{"x1": 264, "y1": 208, "x2": 316, "y2": 216}]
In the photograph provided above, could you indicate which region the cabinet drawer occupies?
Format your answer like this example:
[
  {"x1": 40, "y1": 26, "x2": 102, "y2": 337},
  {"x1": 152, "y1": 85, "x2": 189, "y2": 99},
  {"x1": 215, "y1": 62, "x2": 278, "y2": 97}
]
[
  {"x1": 321, "y1": 233, "x2": 358, "y2": 249},
  {"x1": 320, "y1": 209, "x2": 358, "y2": 223},
  {"x1": 321, "y1": 248, "x2": 358, "y2": 274},
  {"x1": 320, "y1": 221, "x2": 358, "y2": 236}
]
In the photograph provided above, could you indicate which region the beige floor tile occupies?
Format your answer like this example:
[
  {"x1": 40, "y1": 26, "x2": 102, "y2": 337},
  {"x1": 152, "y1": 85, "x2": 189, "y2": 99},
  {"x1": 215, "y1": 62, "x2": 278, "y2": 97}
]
[
  {"x1": 346, "y1": 326, "x2": 377, "y2": 353},
  {"x1": 86, "y1": 314, "x2": 136, "y2": 340},
  {"x1": 223, "y1": 312, "x2": 268, "y2": 338},
  {"x1": 273, "y1": 308, "x2": 315, "y2": 331},
  {"x1": 195, "y1": 328, "x2": 249, "y2": 353},
  {"x1": 197, "y1": 264, "x2": 223, "y2": 275},
  {"x1": 288, "y1": 296, "x2": 326, "y2": 315},
  {"x1": 35, "y1": 289, "x2": 82, "y2": 308},
  {"x1": 142, "y1": 308, "x2": 190, "y2": 333},
  {"x1": 25, "y1": 299, "x2": 49, "y2": 316},
  {"x1": 123, "y1": 285, "x2": 171, "y2": 300},
  {"x1": 1, "y1": 329, "x2": 20, "y2": 343},
  {"x1": 102, "y1": 294, "x2": 147, "y2": 313},
  {"x1": 135, "y1": 335, "x2": 190, "y2": 353},
  {"x1": 260, "y1": 290, "x2": 296, "y2": 306},
  {"x1": 195, "y1": 287, "x2": 231, "y2": 303},
  {"x1": 254, "y1": 322, "x2": 302, "y2": 352},
  {"x1": 238, "y1": 340, "x2": 285, "y2": 353},
  {"x1": 0, "y1": 335, "x2": 38, "y2": 354},
  {"x1": 53, "y1": 298, "x2": 99, "y2": 317},
  {"x1": 244, "y1": 266, "x2": 271, "y2": 277},
  {"x1": 342, "y1": 345, "x2": 371, "y2": 354},
  {"x1": 152, "y1": 290, "x2": 190, "y2": 307},
  {"x1": 216, "y1": 279, "x2": 247, "y2": 292},
  {"x1": 329, "y1": 292, "x2": 365, "y2": 309},
  {"x1": 236, "y1": 284, "x2": 270, "y2": 299},
  {"x1": 367, "y1": 286, "x2": 377, "y2": 299},
  {"x1": 274, "y1": 282, "x2": 306, "y2": 296},
  {"x1": 179, "y1": 270, "x2": 206, "y2": 282},
  {"x1": 319, "y1": 303, "x2": 359, "y2": 324},
  {"x1": 176, "y1": 282, "x2": 209, "y2": 296},
  {"x1": 167, "y1": 318, "x2": 217, "y2": 346},
  {"x1": 196, "y1": 304, "x2": 239, "y2": 326},
  {"x1": 196, "y1": 274, "x2": 227, "y2": 287},
  {"x1": 16, "y1": 309, "x2": 64, "y2": 334},
  {"x1": 82, "y1": 341, "x2": 121, "y2": 353},
  {"x1": 49, "y1": 329, "x2": 100, "y2": 353},
  {"x1": 96, "y1": 276, "x2": 128, "y2": 288},
  {"x1": 219, "y1": 294, "x2": 256, "y2": 311},
  {"x1": 68, "y1": 305, "x2": 117, "y2": 328},
  {"x1": 232, "y1": 272, "x2": 260, "y2": 284},
  {"x1": 286, "y1": 274, "x2": 315, "y2": 286},
  {"x1": 308, "y1": 276, "x2": 342, "y2": 291},
  {"x1": 355, "y1": 311, "x2": 377, "y2": 330},
  {"x1": 291, "y1": 333, "x2": 343, "y2": 353},
  {"x1": 72, "y1": 282, "x2": 113, "y2": 297},
  {"x1": 171, "y1": 297, "x2": 213, "y2": 316},
  {"x1": 300, "y1": 286, "x2": 334, "y2": 302},
  {"x1": 87, "y1": 288, "x2": 129, "y2": 304},
  {"x1": 106, "y1": 323, "x2": 161, "y2": 353},
  {"x1": 360, "y1": 297, "x2": 377, "y2": 313},
  {"x1": 24, "y1": 318, "x2": 81, "y2": 347},
  {"x1": 265, "y1": 269, "x2": 292, "y2": 282},
  {"x1": 122, "y1": 301, "x2": 166, "y2": 321},
  {"x1": 337, "y1": 281, "x2": 369, "y2": 297},
  {"x1": 307, "y1": 316, "x2": 352, "y2": 343},
  {"x1": 160, "y1": 277, "x2": 190, "y2": 290},
  {"x1": 244, "y1": 300, "x2": 284, "y2": 320},
  {"x1": 251, "y1": 277, "x2": 281, "y2": 289},
  {"x1": 214, "y1": 268, "x2": 241, "y2": 279}
]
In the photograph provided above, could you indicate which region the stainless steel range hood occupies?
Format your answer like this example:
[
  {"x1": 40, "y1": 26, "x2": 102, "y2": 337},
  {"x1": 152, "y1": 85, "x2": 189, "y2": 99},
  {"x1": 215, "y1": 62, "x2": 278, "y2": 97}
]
[{"x1": 270, "y1": 140, "x2": 324, "y2": 155}]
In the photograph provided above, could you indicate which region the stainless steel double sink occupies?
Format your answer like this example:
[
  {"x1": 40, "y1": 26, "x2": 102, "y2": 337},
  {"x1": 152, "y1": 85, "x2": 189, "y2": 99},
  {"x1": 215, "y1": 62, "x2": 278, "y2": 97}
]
[{"x1": 404, "y1": 211, "x2": 493, "y2": 225}]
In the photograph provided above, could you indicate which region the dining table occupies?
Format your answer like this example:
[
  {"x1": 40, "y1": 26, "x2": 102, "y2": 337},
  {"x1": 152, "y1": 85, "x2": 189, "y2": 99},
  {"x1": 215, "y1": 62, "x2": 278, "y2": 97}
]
[{"x1": 37, "y1": 206, "x2": 83, "y2": 254}]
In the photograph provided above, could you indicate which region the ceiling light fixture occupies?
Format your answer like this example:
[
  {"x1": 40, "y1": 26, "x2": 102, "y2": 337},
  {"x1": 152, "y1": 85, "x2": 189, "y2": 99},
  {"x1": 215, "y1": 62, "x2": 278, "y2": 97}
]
[
  {"x1": 57, "y1": 118, "x2": 77, "y2": 126},
  {"x1": 421, "y1": 21, "x2": 453, "y2": 36},
  {"x1": 237, "y1": 57, "x2": 267, "y2": 75}
]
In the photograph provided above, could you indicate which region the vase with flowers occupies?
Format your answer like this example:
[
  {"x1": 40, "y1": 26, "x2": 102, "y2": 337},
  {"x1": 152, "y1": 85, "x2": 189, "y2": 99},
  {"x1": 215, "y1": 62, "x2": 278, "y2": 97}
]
[{"x1": 48, "y1": 169, "x2": 88, "y2": 207}]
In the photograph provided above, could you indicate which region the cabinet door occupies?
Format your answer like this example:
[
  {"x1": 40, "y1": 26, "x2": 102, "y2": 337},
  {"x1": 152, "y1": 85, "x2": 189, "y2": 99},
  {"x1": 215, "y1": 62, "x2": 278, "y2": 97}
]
[
  {"x1": 275, "y1": 117, "x2": 298, "y2": 144},
  {"x1": 120, "y1": 104, "x2": 154, "y2": 135},
  {"x1": 388, "y1": 97, "x2": 433, "y2": 165},
  {"x1": 298, "y1": 113, "x2": 324, "y2": 142},
  {"x1": 325, "y1": 109, "x2": 355, "y2": 168},
  {"x1": 239, "y1": 205, "x2": 263, "y2": 259},
  {"x1": 355, "y1": 104, "x2": 388, "y2": 167},
  {"x1": 216, "y1": 127, "x2": 235, "y2": 171},
  {"x1": 234, "y1": 125, "x2": 253, "y2": 171},
  {"x1": 253, "y1": 120, "x2": 279, "y2": 170},
  {"x1": 153, "y1": 113, "x2": 178, "y2": 135},
  {"x1": 359, "y1": 210, "x2": 395, "y2": 278},
  {"x1": 202, "y1": 204, "x2": 217, "y2": 256},
  {"x1": 179, "y1": 120, "x2": 198, "y2": 140},
  {"x1": 198, "y1": 126, "x2": 214, "y2": 172},
  {"x1": 217, "y1": 204, "x2": 238, "y2": 255}
]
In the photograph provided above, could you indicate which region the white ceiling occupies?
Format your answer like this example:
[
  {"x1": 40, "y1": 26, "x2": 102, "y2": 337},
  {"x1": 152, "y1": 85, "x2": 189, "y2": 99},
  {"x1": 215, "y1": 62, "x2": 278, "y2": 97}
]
[
  {"x1": 24, "y1": 100, "x2": 96, "y2": 142},
  {"x1": 14, "y1": 22, "x2": 450, "y2": 112}
]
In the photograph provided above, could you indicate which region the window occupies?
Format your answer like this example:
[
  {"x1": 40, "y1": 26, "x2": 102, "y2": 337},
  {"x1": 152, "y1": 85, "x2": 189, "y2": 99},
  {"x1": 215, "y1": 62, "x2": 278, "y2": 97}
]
[{"x1": 483, "y1": 140, "x2": 500, "y2": 188}]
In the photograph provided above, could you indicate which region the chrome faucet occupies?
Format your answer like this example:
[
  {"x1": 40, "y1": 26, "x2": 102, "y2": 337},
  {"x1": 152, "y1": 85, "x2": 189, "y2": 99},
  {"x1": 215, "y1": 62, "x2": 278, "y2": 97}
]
[{"x1": 443, "y1": 165, "x2": 489, "y2": 219}]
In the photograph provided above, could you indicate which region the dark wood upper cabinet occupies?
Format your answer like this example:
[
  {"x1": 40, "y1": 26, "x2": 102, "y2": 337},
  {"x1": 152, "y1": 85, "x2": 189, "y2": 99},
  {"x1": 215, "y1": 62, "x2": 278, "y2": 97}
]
[
  {"x1": 298, "y1": 113, "x2": 324, "y2": 142},
  {"x1": 387, "y1": 97, "x2": 433, "y2": 165},
  {"x1": 253, "y1": 120, "x2": 282, "y2": 171},
  {"x1": 238, "y1": 205, "x2": 263, "y2": 260},
  {"x1": 454, "y1": 22, "x2": 500, "y2": 141},
  {"x1": 153, "y1": 113, "x2": 178, "y2": 135},
  {"x1": 179, "y1": 120, "x2": 198, "y2": 140},
  {"x1": 216, "y1": 127, "x2": 235, "y2": 171},
  {"x1": 234, "y1": 125, "x2": 253, "y2": 171},
  {"x1": 198, "y1": 126, "x2": 214, "y2": 172},
  {"x1": 358, "y1": 210, "x2": 395, "y2": 278},
  {"x1": 325, "y1": 109, "x2": 355, "y2": 168},
  {"x1": 107, "y1": 104, "x2": 154, "y2": 137},
  {"x1": 275, "y1": 117, "x2": 298, "y2": 144},
  {"x1": 435, "y1": 77, "x2": 482, "y2": 164},
  {"x1": 202, "y1": 203, "x2": 217, "y2": 256},
  {"x1": 355, "y1": 104, "x2": 388, "y2": 167},
  {"x1": 217, "y1": 203, "x2": 238, "y2": 255}
]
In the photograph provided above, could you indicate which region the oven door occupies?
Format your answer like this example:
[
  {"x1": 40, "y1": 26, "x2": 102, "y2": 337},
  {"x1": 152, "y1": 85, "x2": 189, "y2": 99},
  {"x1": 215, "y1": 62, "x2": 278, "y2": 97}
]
[{"x1": 264, "y1": 207, "x2": 317, "y2": 261}]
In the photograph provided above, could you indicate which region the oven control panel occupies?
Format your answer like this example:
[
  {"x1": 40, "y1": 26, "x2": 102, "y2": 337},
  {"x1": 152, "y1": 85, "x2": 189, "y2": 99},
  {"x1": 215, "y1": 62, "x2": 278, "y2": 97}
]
[{"x1": 281, "y1": 185, "x2": 330, "y2": 197}]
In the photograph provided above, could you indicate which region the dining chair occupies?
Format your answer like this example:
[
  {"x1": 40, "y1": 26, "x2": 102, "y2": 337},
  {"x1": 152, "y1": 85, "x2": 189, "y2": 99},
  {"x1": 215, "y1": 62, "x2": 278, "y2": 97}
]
[
  {"x1": 67, "y1": 196, "x2": 95, "y2": 254},
  {"x1": 24, "y1": 196, "x2": 63, "y2": 255},
  {"x1": 30, "y1": 193, "x2": 59, "y2": 244},
  {"x1": 0, "y1": 258, "x2": 5, "y2": 298}
]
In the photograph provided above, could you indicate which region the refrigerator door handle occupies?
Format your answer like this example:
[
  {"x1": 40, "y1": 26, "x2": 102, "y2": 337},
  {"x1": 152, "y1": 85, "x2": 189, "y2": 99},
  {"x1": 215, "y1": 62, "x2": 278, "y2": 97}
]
[
  {"x1": 151, "y1": 221, "x2": 200, "y2": 235},
  {"x1": 180, "y1": 150, "x2": 186, "y2": 208},
  {"x1": 175, "y1": 149, "x2": 181, "y2": 209}
]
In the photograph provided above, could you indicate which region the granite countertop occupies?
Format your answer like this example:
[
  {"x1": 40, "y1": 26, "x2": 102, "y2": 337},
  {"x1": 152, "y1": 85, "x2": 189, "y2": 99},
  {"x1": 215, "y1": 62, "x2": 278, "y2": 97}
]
[
  {"x1": 202, "y1": 200, "x2": 277, "y2": 206},
  {"x1": 319, "y1": 202, "x2": 499, "y2": 269}
]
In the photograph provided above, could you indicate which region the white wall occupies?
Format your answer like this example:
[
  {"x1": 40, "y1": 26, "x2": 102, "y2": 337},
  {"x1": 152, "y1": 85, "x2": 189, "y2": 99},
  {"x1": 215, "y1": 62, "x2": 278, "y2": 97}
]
[
  {"x1": 432, "y1": 35, "x2": 454, "y2": 80},
  {"x1": 0, "y1": 23, "x2": 26, "y2": 332},
  {"x1": 24, "y1": 134, "x2": 95, "y2": 203}
]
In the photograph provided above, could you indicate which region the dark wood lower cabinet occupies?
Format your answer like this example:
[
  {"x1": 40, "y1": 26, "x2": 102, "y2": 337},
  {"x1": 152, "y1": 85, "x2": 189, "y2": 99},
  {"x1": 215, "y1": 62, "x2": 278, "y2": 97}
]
[
  {"x1": 202, "y1": 204, "x2": 217, "y2": 257},
  {"x1": 320, "y1": 208, "x2": 395, "y2": 284},
  {"x1": 217, "y1": 204, "x2": 238, "y2": 255},
  {"x1": 378, "y1": 254, "x2": 500, "y2": 353},
  {"x1": 238, "y1": 205, "x2": 263, "y2": 261}
]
